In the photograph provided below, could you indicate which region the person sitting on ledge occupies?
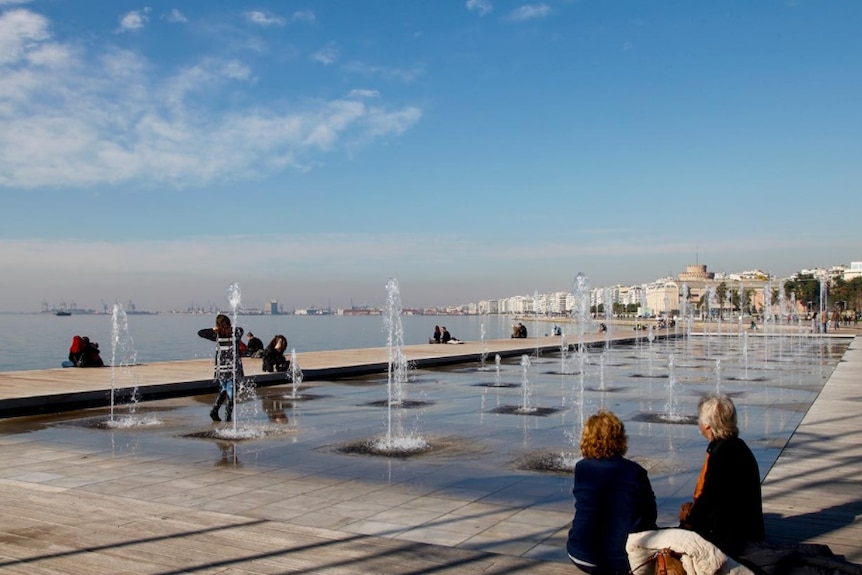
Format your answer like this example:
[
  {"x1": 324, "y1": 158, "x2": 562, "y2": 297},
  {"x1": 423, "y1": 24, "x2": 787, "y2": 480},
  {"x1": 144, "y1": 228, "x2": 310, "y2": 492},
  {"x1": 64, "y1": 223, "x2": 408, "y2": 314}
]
[
  {"x1": 441, "y1": 326, "x2": 452, "y2": 343},
  {"x1": 67, "y1": 335, "x2": 104, "y2": 367},
  {"x1": 262, "y1": 334, "x2": 290, "y2": 372},
  {"x1": 246, "y1": 332, "x2": 264, "y2": 357},
  {"x1": 511, "y1": 322, "x2": 527, "y2": 338},
  {"x1": 430, "y1": 325, "x2": 442, "y2": 344}
]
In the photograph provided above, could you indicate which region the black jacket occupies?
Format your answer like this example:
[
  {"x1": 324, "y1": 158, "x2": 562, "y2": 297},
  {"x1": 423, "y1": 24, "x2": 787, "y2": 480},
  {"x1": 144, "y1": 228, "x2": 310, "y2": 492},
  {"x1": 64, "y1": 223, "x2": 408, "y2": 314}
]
[
  {"x1": 686, "y1": 435, "x2": 765, "y2": 555},
  {"x1": 262, "y1": 345, "x2": 289, "y2": 372}
]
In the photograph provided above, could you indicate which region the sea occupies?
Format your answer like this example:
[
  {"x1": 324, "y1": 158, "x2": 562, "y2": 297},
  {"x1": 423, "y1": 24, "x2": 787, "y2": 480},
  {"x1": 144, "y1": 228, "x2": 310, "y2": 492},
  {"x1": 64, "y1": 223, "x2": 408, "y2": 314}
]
[{"x1": 0, "y1": 312, "x2": 530, "y2": 372}]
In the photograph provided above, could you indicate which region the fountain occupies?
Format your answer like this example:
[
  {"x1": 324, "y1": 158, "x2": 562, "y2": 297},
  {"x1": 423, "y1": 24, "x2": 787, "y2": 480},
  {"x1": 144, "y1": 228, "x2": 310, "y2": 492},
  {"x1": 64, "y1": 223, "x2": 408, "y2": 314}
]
[
  {"x1": 110, "y1": 303, "x2": 136, "y2": 418},
  {"x1": 603, "y1": 287, "x2": 614, "y2": 348},
  {"x1": 342, "y1": 278, "x2": 430, "y2": 456},
  {"x1": 289, "y1": 348, "x2": 303, "y2": 398},
  {"x1": 35, "y1": 305, "x2": 853, "y2": 515},
  {"x1": 533, "y1": 290, "x2": 541, "y2": 357},
  {"x1": 97, "y1": 303, "x2": 161, "y2": 429},
  {"x1": 560, "y1": 332, "x2": 569, "y2": 374},
  {"x1": 227, "y1": 283, "x2": 242, "y2": 433},
  {"x1": 714, "y1": 358, "x2": 721, "y2": 393},
  {"x1": 490, "y1": 353, "x2": 557, "y2": 417},
  {"x1": 517, "y1": 355, "x2": 535, "y2": 414},
  {"x1": 479, "y1": 323, "x2": 488, "y2": 370}
]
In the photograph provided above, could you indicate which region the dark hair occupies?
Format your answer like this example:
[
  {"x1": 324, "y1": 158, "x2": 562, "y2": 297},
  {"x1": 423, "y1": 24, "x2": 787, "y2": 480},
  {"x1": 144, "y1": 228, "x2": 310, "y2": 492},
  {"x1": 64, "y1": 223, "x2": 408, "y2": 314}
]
[
  {"x1": 215, "y1": 314, "x2": 232, "y2": 337},
  {"x1": 268, "y1": 334, "x2": 287, "y2": 350}
]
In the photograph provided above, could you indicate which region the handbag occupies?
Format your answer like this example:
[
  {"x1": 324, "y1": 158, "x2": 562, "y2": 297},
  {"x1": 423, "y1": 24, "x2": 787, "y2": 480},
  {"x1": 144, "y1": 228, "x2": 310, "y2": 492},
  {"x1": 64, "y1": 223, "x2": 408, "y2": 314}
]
[
  {"x1": 654, "y1": 548, "x2": 686, "y2": 575},
  {"x1": 629, "y1": 548, "x2": 686, "y2": 575}
]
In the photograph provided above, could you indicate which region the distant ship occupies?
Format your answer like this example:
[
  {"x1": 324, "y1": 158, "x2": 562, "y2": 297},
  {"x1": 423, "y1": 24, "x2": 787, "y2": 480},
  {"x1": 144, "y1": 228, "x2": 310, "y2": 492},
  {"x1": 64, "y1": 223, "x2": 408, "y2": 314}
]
[{"x1": 54, "y1": 310, "x2": 71, "y2": 316}]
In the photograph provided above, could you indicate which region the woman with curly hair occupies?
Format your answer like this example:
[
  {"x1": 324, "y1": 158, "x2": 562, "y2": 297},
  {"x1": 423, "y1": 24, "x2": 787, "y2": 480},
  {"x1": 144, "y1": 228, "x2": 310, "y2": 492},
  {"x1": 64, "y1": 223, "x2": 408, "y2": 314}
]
[{"x1": 567, "y1": 410, "x2": 657, "y2": 575}]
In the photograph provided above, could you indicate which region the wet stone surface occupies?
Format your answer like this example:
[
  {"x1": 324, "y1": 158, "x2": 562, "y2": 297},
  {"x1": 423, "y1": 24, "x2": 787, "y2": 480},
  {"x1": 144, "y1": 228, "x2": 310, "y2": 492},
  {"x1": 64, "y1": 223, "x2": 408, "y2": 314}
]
[{"x1": 0, "y1": 334, "x2": 850, "y2": 530}]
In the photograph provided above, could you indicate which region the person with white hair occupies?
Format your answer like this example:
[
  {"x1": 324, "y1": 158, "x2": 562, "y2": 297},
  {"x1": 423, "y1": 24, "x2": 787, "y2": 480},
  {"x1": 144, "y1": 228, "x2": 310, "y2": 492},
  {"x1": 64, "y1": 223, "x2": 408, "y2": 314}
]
[{"x1": 679, "y1": 393, "x2": 764, "y2": 556}]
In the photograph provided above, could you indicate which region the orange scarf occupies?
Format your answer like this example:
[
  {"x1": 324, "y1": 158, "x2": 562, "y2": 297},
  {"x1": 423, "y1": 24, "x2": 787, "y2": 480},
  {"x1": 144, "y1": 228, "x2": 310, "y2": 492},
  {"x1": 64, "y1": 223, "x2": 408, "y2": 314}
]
[{"x1": 693, "y1": 452, "x2": 710, "y2": 500}]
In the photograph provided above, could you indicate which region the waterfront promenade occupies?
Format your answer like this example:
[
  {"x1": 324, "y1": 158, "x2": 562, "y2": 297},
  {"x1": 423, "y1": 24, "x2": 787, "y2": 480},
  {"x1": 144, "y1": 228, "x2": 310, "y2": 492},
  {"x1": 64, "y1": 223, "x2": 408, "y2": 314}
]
[{"x1": 0, "y1": 331, "x2": 860, "y2": 574}]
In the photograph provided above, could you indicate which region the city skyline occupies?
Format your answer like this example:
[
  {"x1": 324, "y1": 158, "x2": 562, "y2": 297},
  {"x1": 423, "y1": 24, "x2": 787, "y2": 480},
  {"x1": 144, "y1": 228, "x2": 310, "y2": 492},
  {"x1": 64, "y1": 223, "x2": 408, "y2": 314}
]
[
  {"x1": 25, "y1": 259, "x2": 854, "y2": 315},
  {"x1": 2, "y1": 1, "x2": 861, "y2": 312}
]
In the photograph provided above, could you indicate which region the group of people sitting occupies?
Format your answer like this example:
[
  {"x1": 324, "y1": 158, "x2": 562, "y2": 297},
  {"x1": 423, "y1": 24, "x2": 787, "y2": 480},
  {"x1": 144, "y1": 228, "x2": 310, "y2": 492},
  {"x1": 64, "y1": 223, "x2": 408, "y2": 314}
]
[
  {"x1": 511, "y1": 322, "x2": 528, "y2": 338},
  {"x1": 430, "y1": 325, "x2": 458, "y2": 344},
  {"x1": 568, "y1": 393, "x2": 766, "y2": 575},
  {"x1": 66, "y1": 335, "x2": 105, "y2": 367}
]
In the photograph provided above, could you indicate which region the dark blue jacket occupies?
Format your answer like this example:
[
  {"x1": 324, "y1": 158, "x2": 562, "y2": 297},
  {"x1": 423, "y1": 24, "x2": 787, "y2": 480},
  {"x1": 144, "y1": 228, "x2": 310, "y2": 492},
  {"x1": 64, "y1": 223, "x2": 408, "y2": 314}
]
[{"x1": 567, "y1": 455, "x2": 657, "y2": 573}]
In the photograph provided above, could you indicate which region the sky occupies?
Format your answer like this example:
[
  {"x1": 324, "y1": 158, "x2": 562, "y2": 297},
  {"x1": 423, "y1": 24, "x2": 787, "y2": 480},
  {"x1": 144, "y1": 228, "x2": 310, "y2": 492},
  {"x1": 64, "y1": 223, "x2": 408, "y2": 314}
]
[{"x1": 1, "y1": 0, "x2": 860, "y2": 312}]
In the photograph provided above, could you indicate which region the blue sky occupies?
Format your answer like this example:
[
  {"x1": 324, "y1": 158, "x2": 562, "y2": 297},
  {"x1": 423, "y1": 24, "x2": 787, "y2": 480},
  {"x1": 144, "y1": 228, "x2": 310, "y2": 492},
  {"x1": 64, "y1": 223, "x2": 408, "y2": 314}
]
[{"x1": 1, "y1": 0, "x2": 860, "y2": 312}]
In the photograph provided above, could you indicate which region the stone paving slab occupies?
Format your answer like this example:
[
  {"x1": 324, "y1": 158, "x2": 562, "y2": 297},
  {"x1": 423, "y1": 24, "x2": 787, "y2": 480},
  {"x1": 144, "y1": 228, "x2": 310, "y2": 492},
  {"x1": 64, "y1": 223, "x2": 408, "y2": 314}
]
[{"x1": 0, "y1": 479, "x2": 573, "y2": 574}]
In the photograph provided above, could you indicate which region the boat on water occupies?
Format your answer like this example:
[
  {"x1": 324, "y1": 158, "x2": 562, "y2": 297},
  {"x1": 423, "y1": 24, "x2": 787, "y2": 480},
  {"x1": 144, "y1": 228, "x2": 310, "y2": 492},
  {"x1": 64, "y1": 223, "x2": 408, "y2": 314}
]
[{"x1": 54, "y1": 310, "x2": 72, "y2": 316}]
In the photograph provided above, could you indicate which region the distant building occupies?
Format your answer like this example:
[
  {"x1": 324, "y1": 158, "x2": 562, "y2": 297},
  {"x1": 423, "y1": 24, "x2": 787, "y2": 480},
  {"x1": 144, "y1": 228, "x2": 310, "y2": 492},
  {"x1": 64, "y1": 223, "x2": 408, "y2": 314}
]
[
  {"x1": 678, "y1": 264, "x2": 715, "y2": 281},
  {"x1": 270, "y1": 300, "x2": 279, "y2": 315},
  {"x1": 844, "y1": 262, "x2": 862, "y2": 281}
]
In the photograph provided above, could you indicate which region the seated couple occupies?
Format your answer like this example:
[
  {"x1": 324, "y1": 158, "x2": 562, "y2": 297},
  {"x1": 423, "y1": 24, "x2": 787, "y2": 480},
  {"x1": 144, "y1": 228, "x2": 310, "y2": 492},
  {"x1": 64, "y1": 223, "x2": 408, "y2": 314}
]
[
  {"x1": 511, "y1": 322, "x2": 527, "y2": 338},
  {"x1": 568, "y1": 395, "x2": 765, "y2": 575},
  {"x1": 430, "y1": 326, "x2": 460, "y2": 344}
]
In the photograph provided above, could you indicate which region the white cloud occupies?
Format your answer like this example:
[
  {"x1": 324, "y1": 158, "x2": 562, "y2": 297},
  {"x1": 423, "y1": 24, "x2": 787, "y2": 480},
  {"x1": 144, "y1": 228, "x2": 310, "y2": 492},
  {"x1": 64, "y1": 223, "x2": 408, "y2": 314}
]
[
  {"x1": 506, "y1": 4, "x2": 550, "y2": 22},
  {"x1": 167, "y1": 9, "x2": 188, "y2": 24},
  {"x1": 244, "y1": 10, "x2": 285, "y2": 27},
  {"x1": 0, "y1": 10, "x2": 423, "y2": 189},
  {"x1": 117, "y1": 7, "x2": 151, "y2": 33},
  {"x1": 466, "y1": 0, "x2": 493, "y2": 16},
  {"x1": 0, "y1": 8, "x2": 49, "y2": 64},
  {"x1": 312, "y1": 42, "x2": 338, "y2": 65},
  {"x1": 0, "y1": 0, "x2": 33, "y2": 5}
]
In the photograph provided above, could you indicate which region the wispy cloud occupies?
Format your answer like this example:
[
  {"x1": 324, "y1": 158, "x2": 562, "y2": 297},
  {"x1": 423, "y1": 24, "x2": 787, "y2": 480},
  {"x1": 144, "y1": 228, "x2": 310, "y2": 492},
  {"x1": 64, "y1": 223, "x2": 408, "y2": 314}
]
[
  {"x1": 466, "y1": 0, "x2": 493, "y2": 16},
  {"x1": 166, "y1": 8, "x2": 187, "y2": 24},
  {"x1": 291, "y1": 10, "x2": 316, "y2": 23},
  {"x1": 342, "y1": 61, "x2": 425, "y2": 83},
  {"x1": 117, "y1": 7, "x2": 151, "y2": 33},
  {"x1": 348, "y1": 89, "x2": 379, "y2": 99},
  {"x1": 0, "y1": 9, "x2": 422, "y2": 189},
  {"x1": 312, "y1": 42, "x2": 338, "y2": 65},
  {"x1": 505, "y1": 4, "x2": 550, "y2": 22},
  {"x1": 244, "y1": 10, "x2": 284, "y2": 27},
  {"x1": 0, "y1": 0, "x2": 33, "y2": 5}
]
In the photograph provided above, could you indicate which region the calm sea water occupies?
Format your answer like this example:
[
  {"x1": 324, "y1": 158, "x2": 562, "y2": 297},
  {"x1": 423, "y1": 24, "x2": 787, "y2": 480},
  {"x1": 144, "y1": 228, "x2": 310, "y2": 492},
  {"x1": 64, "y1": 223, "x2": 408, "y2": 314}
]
[{"x1": 0, "y1": 313, "x2": 526, "y2": 372}]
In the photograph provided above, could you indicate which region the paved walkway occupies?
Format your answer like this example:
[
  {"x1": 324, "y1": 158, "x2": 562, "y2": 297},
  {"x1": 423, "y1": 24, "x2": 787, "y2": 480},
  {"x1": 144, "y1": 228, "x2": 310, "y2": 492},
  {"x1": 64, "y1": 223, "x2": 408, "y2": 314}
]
[{"x1": 0, "y1": 332, "x2": 859, "y2": 574}]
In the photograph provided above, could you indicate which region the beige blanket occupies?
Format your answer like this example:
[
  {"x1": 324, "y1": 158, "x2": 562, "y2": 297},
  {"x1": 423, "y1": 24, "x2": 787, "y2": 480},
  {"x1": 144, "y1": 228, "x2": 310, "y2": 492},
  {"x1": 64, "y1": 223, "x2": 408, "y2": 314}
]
[{"x1": 627, "y1": 529, "x2": 754, "y2": 575}]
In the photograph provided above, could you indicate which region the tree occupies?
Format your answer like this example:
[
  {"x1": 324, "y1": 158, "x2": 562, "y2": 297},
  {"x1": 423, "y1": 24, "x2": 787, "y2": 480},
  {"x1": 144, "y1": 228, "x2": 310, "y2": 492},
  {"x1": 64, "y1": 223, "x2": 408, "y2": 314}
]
[
  {"x1": 783, "y1": 274, "x2": 821, "y2": 313},
  {"x1": 716, "y1": 282, "x2": 729, "y2": 319},
  {"x1": 829, "y1": 277, "x2": 862, "y2": 314}
]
